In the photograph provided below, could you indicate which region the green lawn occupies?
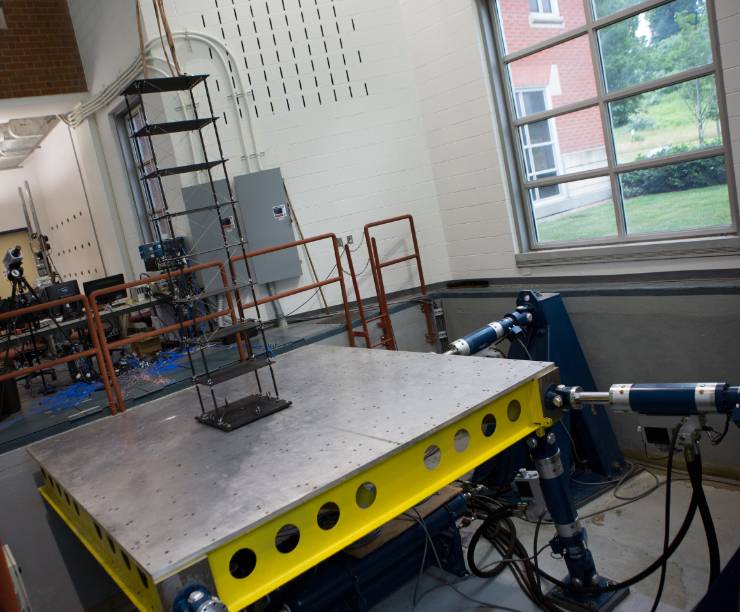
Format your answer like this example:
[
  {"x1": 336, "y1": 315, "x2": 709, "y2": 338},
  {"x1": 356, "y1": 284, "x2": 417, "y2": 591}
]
[
  {"x1": 613, "y1": 86, "x2": 721, "y2": 163},
  {"x1": 537, "y1": 184, "x2": 731, "y2": 243}
]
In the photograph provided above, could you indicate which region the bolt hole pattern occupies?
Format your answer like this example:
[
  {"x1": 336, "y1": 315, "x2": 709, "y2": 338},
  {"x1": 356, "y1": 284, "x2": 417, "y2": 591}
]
[
  {"x1": 481, "y1": 414, "x2": 497, "y2": 437},
  {"x1": 507, "y1": 399, "x2": 522, "y2": 422},
  {"x1": 229, "y1": 548, "x2": 257, "y2": 579},
  {"x1": 317, "y1": 502, "x2": 340, "y2": 530},
  {"x1": 275, "y1": 524, "x2": 300, "y2": 553},
  {"x1": 137, "y1": 567, "x2": 149, "y2": 589},
  {"x1": 454, "y1": 429, "x2": 470, "y2": 452},
  {"x1": 423, "y1": 444, "x2": 442, "y2": 470},
  {"x1": 356, "y1": 481, "x2": 377, "y2": 509}
]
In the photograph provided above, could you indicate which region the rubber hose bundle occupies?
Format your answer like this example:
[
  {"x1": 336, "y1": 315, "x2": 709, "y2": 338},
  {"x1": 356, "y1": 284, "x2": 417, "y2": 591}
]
[{"x1": 466, "y1": 502, "x2": 564, "y2": 612}]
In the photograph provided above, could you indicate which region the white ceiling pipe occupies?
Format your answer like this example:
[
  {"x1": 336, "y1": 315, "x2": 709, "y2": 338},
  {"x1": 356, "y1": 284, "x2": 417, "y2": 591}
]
[
  {"x1": 169, "y1": 30, "x2": 261, "y2": 172},
  {"x1": 63, "y1": 32, "x2": 263, "y2": 175}
]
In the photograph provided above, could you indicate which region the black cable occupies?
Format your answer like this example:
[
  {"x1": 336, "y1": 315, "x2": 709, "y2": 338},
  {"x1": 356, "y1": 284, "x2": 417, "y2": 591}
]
[
  {"x1": 467, "y1": 511, "x2": 517, "y2": 578},
  {"x1": 532, "y1": 453, "x2": 703, "y2": 595},
  {"x1": 406, "y1": 508, "x2": 526, "y2": 612},
  {"x1": 692, "y1": 454, "x2": 721, "y2": 586},
  {"x1": 465, "y1": 499, "x2": 563, "y2": 612},
  {"x1": 650, "y1": 425, "x2": 680, "y2": 612},
  {"x1": 709, "y1": 413, "x2": 730, "y2": 445}
]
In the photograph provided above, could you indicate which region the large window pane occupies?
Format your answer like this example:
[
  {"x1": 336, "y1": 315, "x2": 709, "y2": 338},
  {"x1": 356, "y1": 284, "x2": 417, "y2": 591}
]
[
  {"x1": 534, "y1": 177, "x2": 617, "y2": 243},
  {"x1": 610, "y1": 75, "x2": 721, "y2": 164},
  {"x1": 621, "y1": 156, "x2": 731, "y2": 234},
  {"x1": 598, "y1": 0, "x2": 712, "y2": 94},
  {"x1": 497, "y1": 0, "x2": 586, "y2": 55},
  {"x1": 509, "y1": 36, "x2": 597, "y2": 119},
  {"x1": 519, "y1": 106, "x2": 608, "y2": 187}
]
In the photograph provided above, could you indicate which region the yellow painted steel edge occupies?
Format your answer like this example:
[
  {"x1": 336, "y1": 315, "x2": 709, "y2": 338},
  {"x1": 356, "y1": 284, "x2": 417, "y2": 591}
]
[
  {"x1": 38, "y1": 481, "x2": 162, "y2": 612},
  {"x1": 209, "y1": 379, "x2": 548, "y2": 611}
]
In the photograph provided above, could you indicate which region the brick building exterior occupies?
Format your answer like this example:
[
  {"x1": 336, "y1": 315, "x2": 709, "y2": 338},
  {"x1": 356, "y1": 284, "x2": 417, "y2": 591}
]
[
  {"x1": 0, "y1": 0, "x2": 87, "y2": 99},
  {"x1": 499, "y1": 0, "x2": 610, "y2": 215}
]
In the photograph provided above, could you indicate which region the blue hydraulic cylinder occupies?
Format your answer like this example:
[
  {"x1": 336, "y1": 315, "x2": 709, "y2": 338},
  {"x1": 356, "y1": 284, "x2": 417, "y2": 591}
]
[
  {"x1": 555, "y1": 383, "x2": 740, "y2": 421},
  {"x1": 445, "y1": 309, "x2": 533, "y2": 356},
  {"x1": 612, "y1": 383, "x2": 740, "y2": 416},
  {"x1": 527, "y1": 430, "x2": 598, "y2": 587}
]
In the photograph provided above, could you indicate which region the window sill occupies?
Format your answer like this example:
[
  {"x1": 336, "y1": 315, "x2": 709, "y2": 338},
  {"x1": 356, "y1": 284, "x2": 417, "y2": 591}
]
[
  {"x1": 515, "y1": 235, "x2": 740, "y2": 267},
  {"x1": 529, "y1": 13, "x2": 564, "y2": 28}
]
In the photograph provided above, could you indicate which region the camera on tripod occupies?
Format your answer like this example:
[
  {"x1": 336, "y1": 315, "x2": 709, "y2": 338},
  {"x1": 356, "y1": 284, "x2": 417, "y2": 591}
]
[{"x1": 3, "y1": 246, "x2": 24, "y2": 280}]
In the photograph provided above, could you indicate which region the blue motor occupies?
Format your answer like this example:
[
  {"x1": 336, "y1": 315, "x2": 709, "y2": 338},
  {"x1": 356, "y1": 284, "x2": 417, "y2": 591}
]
[{"x1": 172, "y1": 585, "x2": 227, "y2": 612}]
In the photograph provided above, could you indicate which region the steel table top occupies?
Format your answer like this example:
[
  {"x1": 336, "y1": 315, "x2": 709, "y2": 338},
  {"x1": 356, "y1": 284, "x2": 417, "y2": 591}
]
[{"x1": 28, "y1": 345, "x2": 553, "y2": 580}]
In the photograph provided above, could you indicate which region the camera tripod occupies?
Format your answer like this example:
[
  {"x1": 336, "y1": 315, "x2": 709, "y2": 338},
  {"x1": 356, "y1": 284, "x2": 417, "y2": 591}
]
[{"x1": 3, "y1": 266, "x2": 57, "y2": 394}]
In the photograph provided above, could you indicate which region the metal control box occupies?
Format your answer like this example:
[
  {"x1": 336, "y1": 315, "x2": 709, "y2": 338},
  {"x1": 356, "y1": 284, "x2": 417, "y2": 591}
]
[
  {"x1": 181, "y1": 169, "x2": 301, "y2": 287},
  {"x1": 233, "y1": 168, "x2": 301, "y2": 284}
]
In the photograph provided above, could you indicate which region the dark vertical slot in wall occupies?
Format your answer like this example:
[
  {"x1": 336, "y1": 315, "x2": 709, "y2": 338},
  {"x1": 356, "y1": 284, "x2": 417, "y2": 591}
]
[{"x1": 203, "y1": 0, "x2": 364, "y2": 115}]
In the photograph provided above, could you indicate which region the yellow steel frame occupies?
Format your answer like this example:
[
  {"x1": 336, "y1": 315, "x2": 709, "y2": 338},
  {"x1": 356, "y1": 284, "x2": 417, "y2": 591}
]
[
  {"x1": 37, "y1": 377, "x2": 552, "y2": 612},
  {"x1": 38, "y1": 477, "x2": 162, "y2": 611},
  {"x1": 208, "y1": 379, "x2": 551, "y2": 611}
]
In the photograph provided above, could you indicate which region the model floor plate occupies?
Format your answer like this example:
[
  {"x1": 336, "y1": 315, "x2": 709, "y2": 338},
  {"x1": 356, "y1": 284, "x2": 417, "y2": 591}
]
[{"x1": 28, "y1": 347, "x2": 553, "y2": 582}]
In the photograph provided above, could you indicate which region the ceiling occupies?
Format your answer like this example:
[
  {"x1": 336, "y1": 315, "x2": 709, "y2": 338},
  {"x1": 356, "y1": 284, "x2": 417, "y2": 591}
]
[{"x1": 0, "y1": 116, "x2": 58, "y2": 170}]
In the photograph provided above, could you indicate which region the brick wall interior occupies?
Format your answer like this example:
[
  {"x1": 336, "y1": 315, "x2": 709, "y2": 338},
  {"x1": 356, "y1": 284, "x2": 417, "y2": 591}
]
[{"x1": 0, "y1": 0, "x2": 87, "y2": 99}]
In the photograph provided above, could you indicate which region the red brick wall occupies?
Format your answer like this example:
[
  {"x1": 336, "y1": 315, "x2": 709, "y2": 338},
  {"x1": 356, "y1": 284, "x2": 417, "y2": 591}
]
[
  {"x1": 499, "y1": 0, "x2": 586, "y2": 53},
  {"x1": 0, "y1": 0, "x2": 87, "y2": 99},
  {"x1": 500, "y1": 0, "x2": 603, "y2": 152}
]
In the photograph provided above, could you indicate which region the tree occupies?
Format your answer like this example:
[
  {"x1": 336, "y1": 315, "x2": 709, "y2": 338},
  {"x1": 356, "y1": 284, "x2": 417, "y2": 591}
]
[
  {"x1": 648, "y1": 0, "x2": 701, "y2": 40},
  {"x1": 658, "y1": 8, "x2": 716, "y2": 145},
  {"x1": 598, "y1": 0, "x2": 648, "y2": 126}
]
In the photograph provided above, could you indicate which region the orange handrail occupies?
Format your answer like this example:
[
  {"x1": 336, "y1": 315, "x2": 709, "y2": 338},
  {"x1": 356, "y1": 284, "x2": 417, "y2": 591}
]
[
  {"x1": 89, "y1": 260, "x2": 244, "y2": 413},
  {"x1": 363, "y1": 214, "x2": 436, "y2": 348},
  {"x1": 0, "y1": 294, "x2": 116, "y2": 413},
  {"x1": 230, "y1": 233, "x2": 357, "y2": 347}
]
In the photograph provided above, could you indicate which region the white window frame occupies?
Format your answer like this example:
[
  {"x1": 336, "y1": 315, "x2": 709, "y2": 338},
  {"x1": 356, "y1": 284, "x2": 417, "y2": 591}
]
[{"x1": 514, "y1": 88, "x2": 565, "y2": 204}]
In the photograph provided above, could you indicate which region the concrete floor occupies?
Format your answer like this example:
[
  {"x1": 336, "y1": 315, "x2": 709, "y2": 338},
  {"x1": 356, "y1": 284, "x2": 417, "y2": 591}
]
[{"x1": 375, "y1": 470, "x2": 740, "y2": 611}]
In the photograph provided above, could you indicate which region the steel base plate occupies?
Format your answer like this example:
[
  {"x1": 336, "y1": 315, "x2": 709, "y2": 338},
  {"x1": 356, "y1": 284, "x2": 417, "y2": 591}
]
[
  {"x1": 547, "y1": 578, "x2": 629, "y2": 612},
  {"x1": 196, "y1": 395, "x2": 292, "y2": 431}
]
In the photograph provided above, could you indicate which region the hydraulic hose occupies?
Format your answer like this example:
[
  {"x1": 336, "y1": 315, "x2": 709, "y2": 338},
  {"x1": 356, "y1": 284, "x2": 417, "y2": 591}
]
[
  {"x1": 650, "y1": 426, "x2": 679, "y2": 612},
  {"x1": 467, "y1": 513, "x2": 517, "y2": 578},
  {"x1": 693, "y1": 465, "x2": 721, "y2": 586},
  {"x1": 466, "y1": 503, "x2": 563, "y2": 612}
]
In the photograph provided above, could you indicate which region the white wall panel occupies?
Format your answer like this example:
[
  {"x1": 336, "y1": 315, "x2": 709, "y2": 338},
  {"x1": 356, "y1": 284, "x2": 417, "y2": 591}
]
[{"x1": 22, "y1": 123, "x2": 106, "y2": 285}]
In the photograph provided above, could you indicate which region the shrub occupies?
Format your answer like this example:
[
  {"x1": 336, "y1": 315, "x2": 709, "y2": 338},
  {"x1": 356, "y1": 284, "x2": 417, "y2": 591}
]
[{"x1": 621, "y1": 142, "x2": 725, "y2": 198}]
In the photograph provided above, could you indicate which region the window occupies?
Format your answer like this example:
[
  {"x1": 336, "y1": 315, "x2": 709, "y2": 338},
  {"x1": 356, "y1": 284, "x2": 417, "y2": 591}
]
[
  {"x1": 528, "y1": 0, "x2": 565, "y2": 28},
  {"x1": 529, "y1": 0, "x2": 557, "y2": 14},
  {"x1": 117, "y1": 103, "x2": 172, "y2": 242},
  {"x1": 515, "y1": 90, "x2": 562, "y2": 201},
  {"x1": 487, "y1": 0, "x2": 736, "y2": 250}
]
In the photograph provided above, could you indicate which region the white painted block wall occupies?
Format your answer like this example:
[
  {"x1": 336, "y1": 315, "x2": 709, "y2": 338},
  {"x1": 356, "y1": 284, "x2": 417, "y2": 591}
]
[
  {"x1": 19, "y1": 123, "x2": 106, "y2": 285},
  {"x1": 0, "y1": 123, "x2": 107, "y2": 286}
]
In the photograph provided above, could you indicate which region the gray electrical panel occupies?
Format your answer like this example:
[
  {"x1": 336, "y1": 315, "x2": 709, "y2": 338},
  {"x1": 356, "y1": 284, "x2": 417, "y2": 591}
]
[
  {"x1": 181, "y1": 168, "x2": 301, "y2": 288},
  {"x1": 234, "y1": 168, "x2": 302, "y2": 284}
]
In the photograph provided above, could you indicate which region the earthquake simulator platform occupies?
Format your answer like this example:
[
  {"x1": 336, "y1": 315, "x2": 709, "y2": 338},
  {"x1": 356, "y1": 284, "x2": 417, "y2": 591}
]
[{"x1": 28, "y1": 346, "x2": 558, "y2": 611}]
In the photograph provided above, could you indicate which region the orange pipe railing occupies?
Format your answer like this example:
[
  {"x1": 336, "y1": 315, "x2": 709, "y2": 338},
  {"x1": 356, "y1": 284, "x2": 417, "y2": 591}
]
[
  {"x1": 231, "y1": 233, "x2": 357, "y2": 347},
  {"x1": 343, "y1": 243, "x2": 371, "y2": 348},
  {"x1": 89, "y1": 260, "x2": 245, "y2": 413},
  {"x1": 0, "y1": 294, "x2": 117, "y2": 413},
  {"x1": 363, "y1": 214, "x2": 436, "y2": 347}
]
